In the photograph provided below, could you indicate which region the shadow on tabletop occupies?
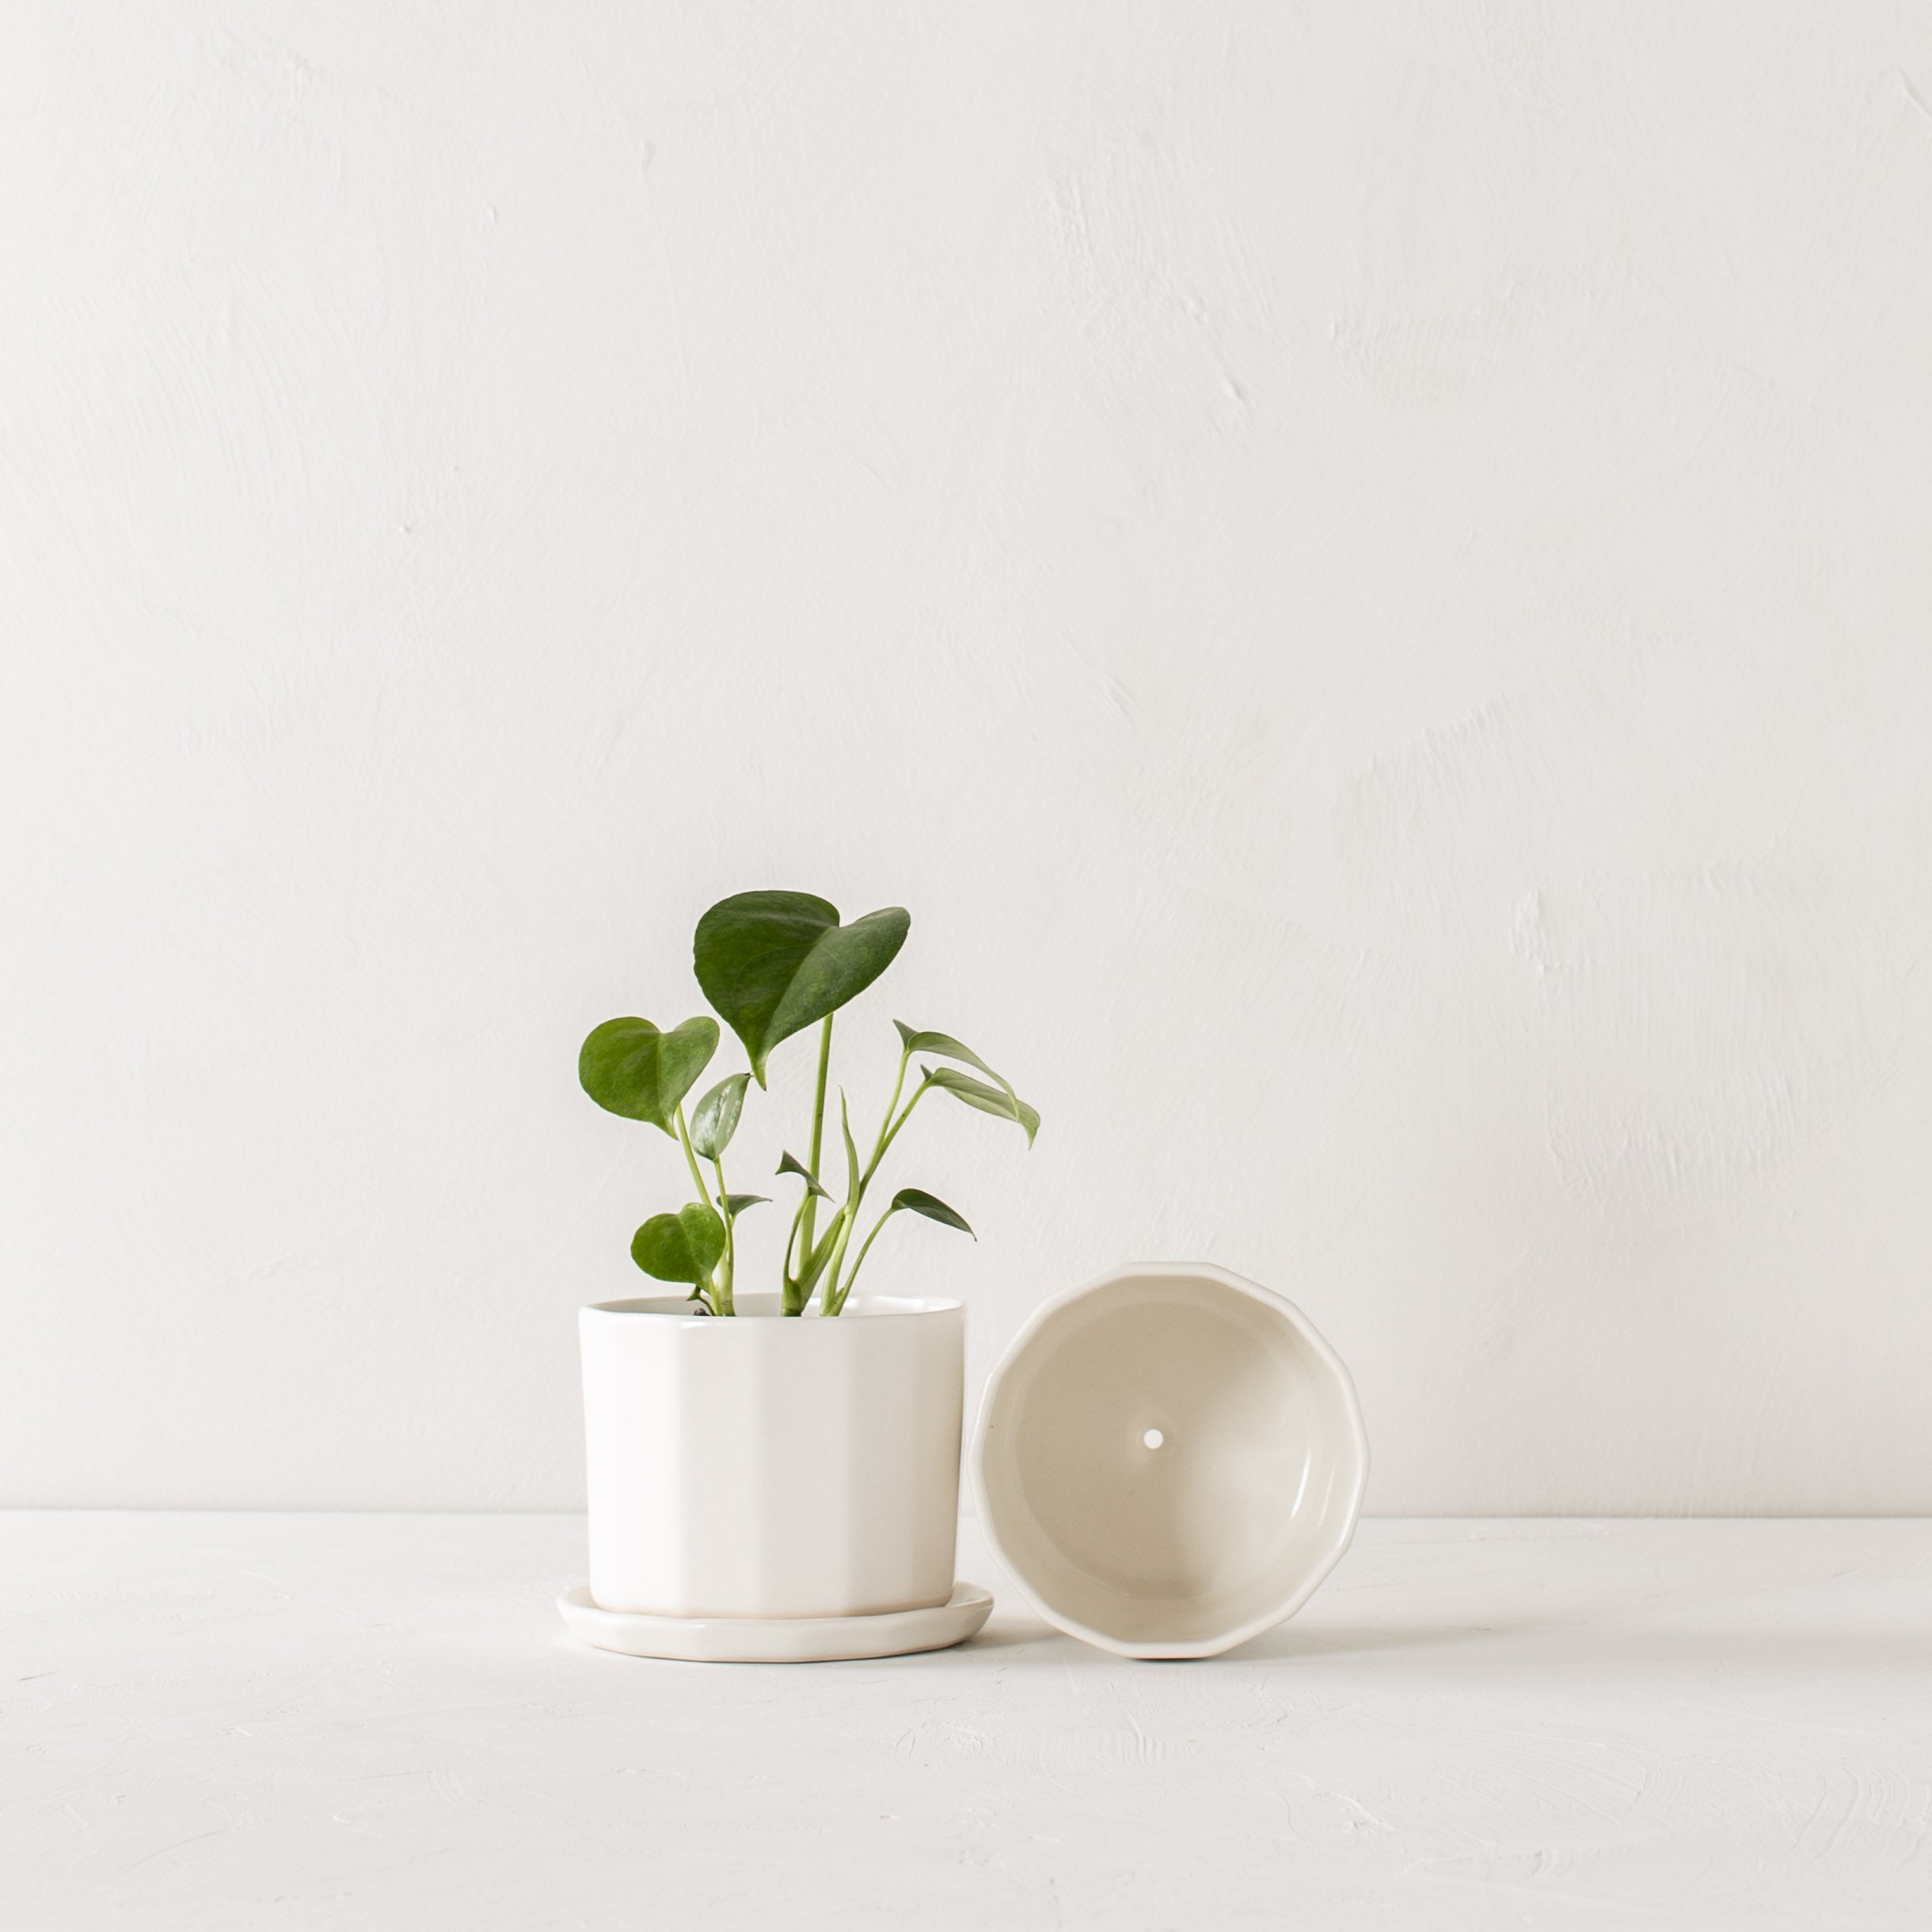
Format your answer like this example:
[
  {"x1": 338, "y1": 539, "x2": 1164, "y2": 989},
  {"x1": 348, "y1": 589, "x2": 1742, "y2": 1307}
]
[{"x1": 959, "y1": 1616, "x2": 1932, "y2": 1668}]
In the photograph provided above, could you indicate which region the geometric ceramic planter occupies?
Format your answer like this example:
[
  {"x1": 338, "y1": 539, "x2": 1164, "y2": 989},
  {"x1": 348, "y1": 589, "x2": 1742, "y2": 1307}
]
[
  {"x1": 580, "y1": 1291, "x2": 965, "y2": 1622},
  {"x1": 970, "y1": 1263, "x2": 1369, "y2": 1658}
]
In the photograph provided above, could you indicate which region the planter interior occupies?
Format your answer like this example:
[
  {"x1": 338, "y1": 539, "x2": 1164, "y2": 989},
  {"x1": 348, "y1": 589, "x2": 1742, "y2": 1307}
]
[{"x1": 972, "y1": 1264, "x2": 1367, "y2": 1658}]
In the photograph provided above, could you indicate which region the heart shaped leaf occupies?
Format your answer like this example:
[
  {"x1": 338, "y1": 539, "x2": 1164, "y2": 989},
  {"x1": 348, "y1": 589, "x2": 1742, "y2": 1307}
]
[
  {"x1": 580, "y1": 1017, "x2": 718, "y2": 1135},
  {"x1": 690, "y1": 1072, "x2": 751, "y2": 1160},
  {"x1": 630, "y1": 1203, "x2": 726, "y2": 1285},
  {"x1": 922, "y1": 1066, "x2": 1040, "y2": 1147},
  {"x1": 891, "y1": 1188, "x2": 975, "y2": 1238},
  {"x1": 694, "y1": 891, "x2": 910, "y2": 1082}
]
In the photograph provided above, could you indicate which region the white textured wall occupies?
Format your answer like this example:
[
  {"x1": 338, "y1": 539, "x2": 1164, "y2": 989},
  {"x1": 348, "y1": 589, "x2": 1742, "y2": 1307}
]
[{"x1": 4, "y1": 3, "x2": 1930, "y2": 1512}]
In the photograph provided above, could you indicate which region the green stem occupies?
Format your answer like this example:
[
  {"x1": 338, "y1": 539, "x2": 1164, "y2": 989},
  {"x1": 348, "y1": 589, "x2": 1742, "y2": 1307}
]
[
  {"x1": 869, "y1": 1075, "x2": 933, "y2": 1182},
  {"x1": 675, "y1": 1106, "x2": 729, "y2": 1316},
  {"x1": 861, "y1": 1045, "x2": 913, "y2": 1188},
  {"x1": 823, "y1": 1072, "x2": 936, "y2": 1315},
  {"x1": 711, "y1": 1151, "x2": 735, "y2": 1314},
  {"x1": 674, "y1": 1105, "x2": 708, "y2": 1200},
  {"x1": 820, "y1": 1205, "x2": 859, "y2": 1314},
  {"x1": 835, "y1": 1204, "x2": 899, "y2": 1312},
  {"x1": 783, "y1": 1192, "x2": 810, "y2": 1307},
  {"x1": 789, "y1": 1017, "x2": 834, "y2": 1316}
]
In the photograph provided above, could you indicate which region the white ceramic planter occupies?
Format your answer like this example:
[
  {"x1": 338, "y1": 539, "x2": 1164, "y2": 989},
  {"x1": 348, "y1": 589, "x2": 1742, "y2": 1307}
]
[
  {"x1": 970, "y1": 1262, "x2": 1368, "y2": 1659},
  {"x1": 580, "y1": 1292, "x2": 964, "y2": 1620}
]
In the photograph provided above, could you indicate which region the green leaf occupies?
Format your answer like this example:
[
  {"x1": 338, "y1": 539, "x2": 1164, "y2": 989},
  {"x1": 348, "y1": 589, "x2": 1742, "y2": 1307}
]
[
  {"x1": 580, "y1": 1017, "x2": 718, "y2": 1135},
  {"x1": 777, "y1": 1150, "x2": 831, "y2": 1201},
  {"x1": 630, "y1": 1203, "x2": 726, "y2": 1285},
  {"x1": 690, "y1": 1072, "x2": 751, "y2": 1160},
  {"x1": 890, "y1": 1187, "x2": 975, "y2": 1238},
  {"x1": 840, "y1": 1090, "x2": 861, "y2": 1202},
  {"x1": 921, "y1": 1066, "x2": 1040, "y2": 1147},
  {"x1": 893, "y1": 1023, "x2": 1010, "y2": 1086},
  {"x1": 893, "y1": 1023, "x2": 1021, "y2": 1110},
  {"x1": 694, "y1": 891, "x2": 910, "y2": 1083},
  {"x1": 723, "y1": 1192, "x2": 770, "y2": 1215}
]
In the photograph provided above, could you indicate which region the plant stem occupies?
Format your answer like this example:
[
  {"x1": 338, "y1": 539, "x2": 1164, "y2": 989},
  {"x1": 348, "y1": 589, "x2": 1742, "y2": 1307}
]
[
  {"x1": 711, "y1": 1151, "x2": 735, "y2": 1313},
  {"x1": 822, "y1": 1067, "x2": 938, "y2": 1315},
  {"x1": 782, "y1": 1193, "x2": 809, "y2": 1306},
  {"x1": 866, "y1": 1074, "x2": 933, "y2": 1185},
  {"x1": 820, "y1": 1206, "x2": 858, "y2": 1314},
  {"x1": 837, "y1": 1204, "x2": 899, "y2": 1309},
  {"x1": 674, "y1": 1105, "x2": 708, "y2": 1201},
  {"x1": 675, "y1": 1105, "x2": 730, "y2": 1315},
  {"x1": 788, "y1": 1016, "x2": 834, "y2": 1316},
  {"x1": 862, "y1": 1044, "x2": 913, "y2": 1187}
]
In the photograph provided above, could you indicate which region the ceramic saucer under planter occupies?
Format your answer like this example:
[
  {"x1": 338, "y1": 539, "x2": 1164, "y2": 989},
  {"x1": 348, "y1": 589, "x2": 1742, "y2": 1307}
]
[
  {"x1": 557, "y1": 1580, "x2": 994, "y2": 1664},
  {"x1": 970, "y1": 1262, "x2": 1368, "y2": 1659}
]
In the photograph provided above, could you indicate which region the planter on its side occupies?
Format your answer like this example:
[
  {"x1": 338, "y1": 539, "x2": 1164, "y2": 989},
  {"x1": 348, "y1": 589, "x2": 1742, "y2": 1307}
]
[
  {"x1": 970, "y1": 1262, "x2": 1367, "y2": 1658},
  {"x1": 580, "y1": 1292, "x2": 963, "y2": 1620}
]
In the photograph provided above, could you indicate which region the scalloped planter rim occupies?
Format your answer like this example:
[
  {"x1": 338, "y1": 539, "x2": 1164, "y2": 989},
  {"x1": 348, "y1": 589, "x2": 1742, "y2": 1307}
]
[{"x1": 970, "y1": 1262, "x2": 1369, "y2": 1659}]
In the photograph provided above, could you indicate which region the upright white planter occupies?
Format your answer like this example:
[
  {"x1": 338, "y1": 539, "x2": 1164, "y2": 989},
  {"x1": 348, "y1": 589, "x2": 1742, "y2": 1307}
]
[{"x1": 579, "y1": 1292, "x2": 964, "y2": 1622}]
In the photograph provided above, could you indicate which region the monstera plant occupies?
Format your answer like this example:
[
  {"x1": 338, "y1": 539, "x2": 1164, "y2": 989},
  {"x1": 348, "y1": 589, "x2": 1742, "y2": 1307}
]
[{"x1": 580, "y1": 891, "x2": 1037, "y2": 1315}]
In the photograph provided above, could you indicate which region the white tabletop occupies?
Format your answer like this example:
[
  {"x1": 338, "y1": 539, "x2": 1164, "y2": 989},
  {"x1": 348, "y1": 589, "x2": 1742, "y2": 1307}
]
[{"x1": 3, "y1": 1513, "x2": 1926, "y2": 1928}]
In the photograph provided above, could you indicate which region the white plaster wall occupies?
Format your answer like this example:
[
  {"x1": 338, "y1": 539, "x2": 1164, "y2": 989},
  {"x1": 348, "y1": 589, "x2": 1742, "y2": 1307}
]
[{"x1": 3, "y1": 3, "x2": 1930, "y2": 1512}]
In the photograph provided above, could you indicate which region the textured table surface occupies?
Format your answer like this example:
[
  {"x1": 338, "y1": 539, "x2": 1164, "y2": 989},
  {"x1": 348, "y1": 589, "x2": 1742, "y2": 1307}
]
[{"x1": 3, "y1": 1514, "x2": 1929, "y2": 1929}]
